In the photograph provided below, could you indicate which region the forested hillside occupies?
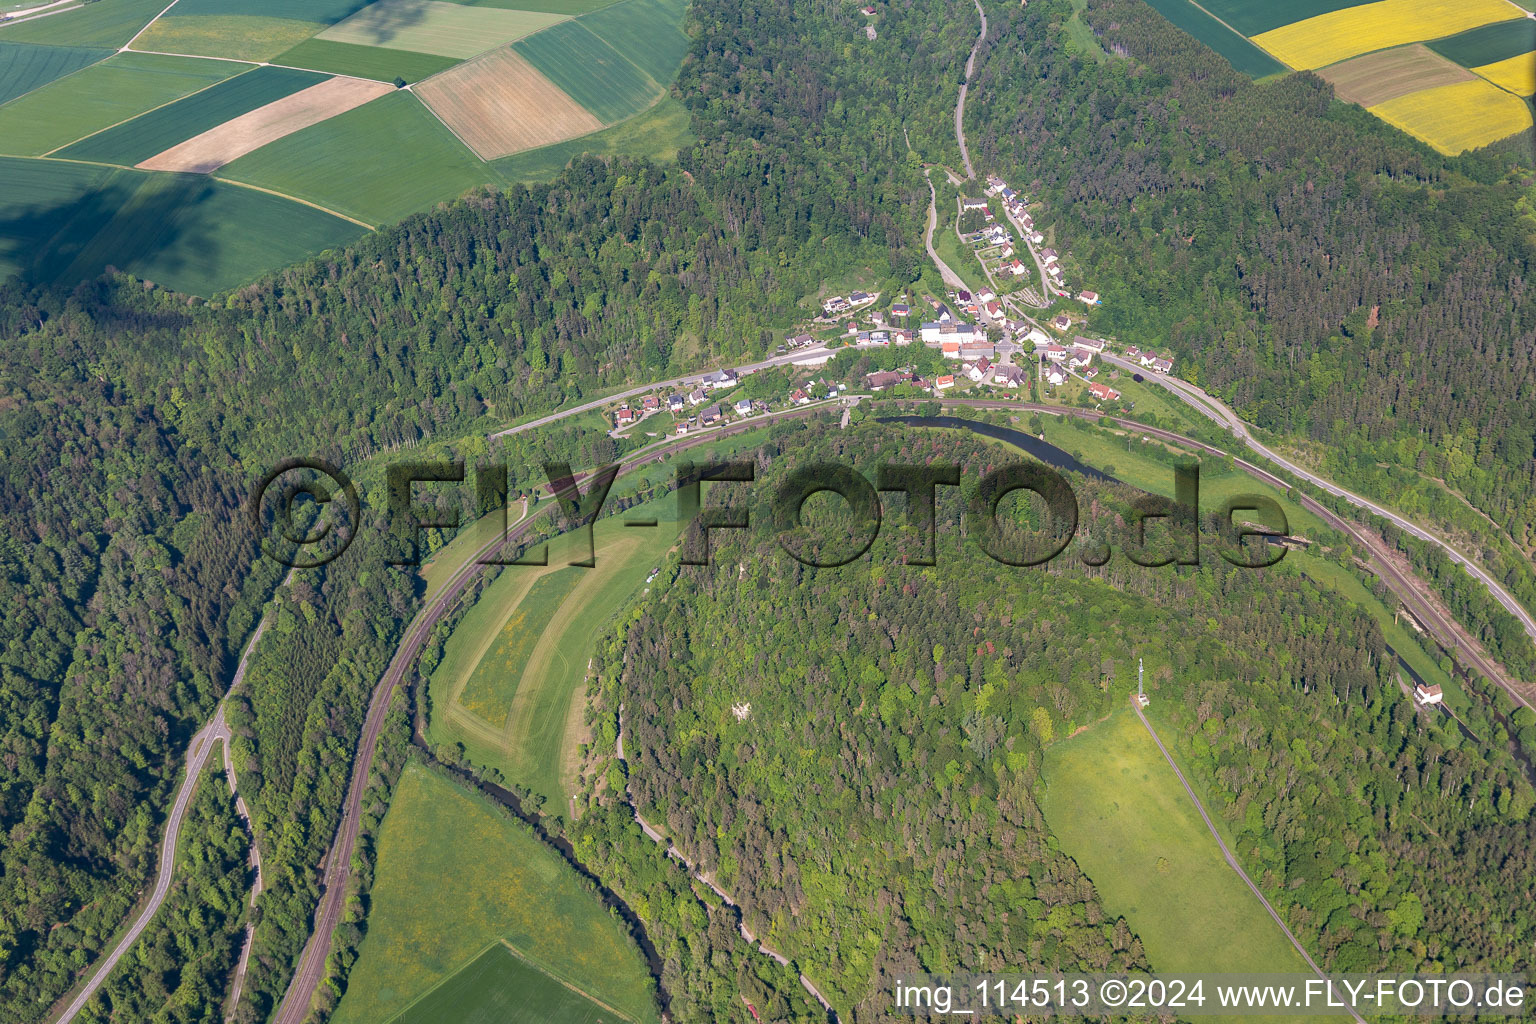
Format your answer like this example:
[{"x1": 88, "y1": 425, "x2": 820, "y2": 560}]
[
  {"x1": 968, "y1": 0, "x2": 1536, "y2": 666},
  {"x1": 597, "y1": 420, "x2": 1536, "y2": 1018}
]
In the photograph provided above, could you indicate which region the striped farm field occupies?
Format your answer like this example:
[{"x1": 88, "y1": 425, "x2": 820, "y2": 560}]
[
  {"x1": 443, "y1": 0, "x2": 621, "y2": 12},
  {"x1": 1189, "y1": 0, "x2": 1373, "y2": 37},
  {"x1": 132, "y1": 15, "x2": 326, "y2": 61},
  {"x1": 415, "y1": 47, "x2": 602, "y2": 158},
  {"x1": 168, "y1": 0, "x2": 366, "y2": 20},
  {"x1": 331, "y1": 763, "x2": 659, "y2": 1024},
  {"x1": 395, "y1": 943, "x2": 639, "y2": 1024},
  {"x1": 219, "y1": 90, "x2": 492, "y2": 225},
  {"x1": 1476, "y1": 53, "x2": 1536, "y2": 95},
  {"x1": 514, "y1": 20, "x2": 661, "y2": 124},
  {"x1": 1140, "y1": 0, "x2": 1283, "y2": 78},
  {"x1": 137, "y1": 76, "x2": 393, "y2": 173},
  {"x1": 270, "y1": 38, "x2": 460, "y2": 83},
  {"x1": 1428, "y1": 19, "x2": 1536, "y2": 68},
  {"x1": 318, "y1": 0, "x2": 567, "y2": 58},
  {"x1": 0, "y1": 0, "x2": 165, "y2": 47},
  {"x1": 1318, "y1": 44, "x2": 1474, "y2": 107},
  {"x1": 575, "y1": 0, "x2": 689, "y2": 84},
  {"x1": 454, "y1": 567, "x2": 585, "y2": 725},
  {"x1": 1369, "y1": 77, "x2": 1533, "y2": 153},
  {"x1": 0, "y1": 52, "x2": 239, "y2": 157},
  {"x1": 58, "y1": 66, "x2": 325, "y2": 166},
  {"x1": 1251, "y1": 0, "x2": 1521, "y2": 70},
  {"x1": 0, "y1": 42, "x2": 110, "y2": 106},
  {"x1": 0, "y1": 156, "x2": 362, "y2": 293}
]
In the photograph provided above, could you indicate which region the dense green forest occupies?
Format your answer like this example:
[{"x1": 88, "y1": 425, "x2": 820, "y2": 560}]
[
  {"x1": 967, "y1": 0, "x2": 1536, "y2": 670},
  {"x1": 594, "y1": 420, "x2": 1536, "y2": 1017}
]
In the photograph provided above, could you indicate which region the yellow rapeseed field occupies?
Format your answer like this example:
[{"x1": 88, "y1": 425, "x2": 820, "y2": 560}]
[
  {"x1": 1368, "y1": 78, "x2": 1533, "y2": 154},
  {"x1": 1475, "y1": 53, "x2": 1536, "y2": 96},
  {"x1": 1253, "y1": 0, "x2": 1519, "y2": 70}
]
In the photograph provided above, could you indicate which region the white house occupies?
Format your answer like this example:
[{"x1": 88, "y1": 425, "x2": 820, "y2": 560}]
[
  {"x1": 735, "y1": 398, "x2": 754, "y2": 416},
  {"x1": 1042, "y1": 363, "x2": 1068, "y2": 386},
  {"x1": 1415, "y1": 682, "x2": 1443, "y2": 706}
]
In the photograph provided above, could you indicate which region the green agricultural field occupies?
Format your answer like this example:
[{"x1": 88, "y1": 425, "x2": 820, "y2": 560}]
[
  {"x1": 0, "y1": 52, "x2": 240, "y2": 157},
  {"x1": 0, "y1": 41, "x2": 110, "y2": 106},
  {"x1": 132, "y1": 15, "x2": 325, "y2": 61},
  {"x1": 427, "y1": 508, "x2": 679, "y2": 806},
  {"x1": 169, "y1": 0, "x2": 367, "y2": 21},
  {"x1": 219, "y1": 90, "x2": 493, "y2": 226},
  {"x1": 271, "y1": 38, "x2": 459, "y2": 82},
  {"x1": 396, "y1": 943, "x2": 635, "y2": 1024},
  {"x1": 1043, "y1": 707, "x2": 1312, "y2": 985},
  {"x1": 574, "y1": 0, "x2": 688, "y2": 85},
  {"x1": 491, "y1": 95, "x2": 692, "y2": 180},
  {"x1": 1191, "y1": 0, "x2": 1373, "y2": 37},
  {"x1": 0, "y1": 157, "x2": 363, "y2": 293},
  {"x1": 447, "y1": 0, "x2": 621, "y2": 12},
  {"x1": 456, "y1": 568, "x2": 585, "y2": 725},
  {"x1": 318, "y1": 0, "x2": 567, "y2": 58},
  {"x1": 0, "y1": 0, "x2": 164, "y2": 46},
  {"x1": 1427, "y1": 18, "x2": 1536, "y2": 68},
  {"x1": 514, "y1": 20, "x2": 662, "y2": 124},
  {"x1": 59, "y1": 65, "x2": 324, "y2": 167},
  {"x1": 1140, "y1": 0, "x2": 1285, "y2": 77},
  {"x1": 331, "y1": 762, "x2": 659, "y2": 1024}
]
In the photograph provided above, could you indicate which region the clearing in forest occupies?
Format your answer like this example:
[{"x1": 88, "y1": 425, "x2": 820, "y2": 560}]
[
  {"x1": 137, "y1": 76, "x2": 393, "y2": 173},
  {"x1": 414, "y1": 46, "x2": 601, "y2": 158}
]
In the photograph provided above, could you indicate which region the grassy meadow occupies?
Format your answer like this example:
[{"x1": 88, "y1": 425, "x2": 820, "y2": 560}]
[
  {"x1": 491, "y1": 95, "x2": 693, "y2": 181},
  {"x1": 0, "y1": 52, "x2": 240, "y2": 157},
  {"x1": 1042, "y1": 707, "x2": 1312, "y2": 984},
  {"x1": 271, "y1": 38, "x2": 460, "y2": 82},
  {"x1": 133, "y1": 14, "x2": 324, "y2": 60},
  {"x1": 331, "y1": 762, "x2": 658, "y2": 1024},
  {"x1": 427, "y1": 509, "x2": 680, "y2": 807},
  {"x1": 0, "y1": 0, "x2": 166, "y2": 47},
  {"x1": 219, "y1": 90, "x2": 492, "y2": 225},
  {"x1": 514, "y1": 20, "x2": 662, "y2": 124},
  {"x1": 394, "y1": 942, "x2": 638, "y2": 1024}
]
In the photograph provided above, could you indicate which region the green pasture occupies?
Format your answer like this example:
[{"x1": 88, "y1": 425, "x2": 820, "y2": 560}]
[
  {"x1": 318, "y1": 0, "x2": 567, "y2": 58},
  {"x1": 575, "y1": 0, "x2": 689, "y2": 84},
  {"x1": 456, "y1": 568, "x2": 584, "y2": 725},
  {"x1": 1140, "y1": 0, "x2": 1286, "y2": 77},
  {"x1": 513, "y1": 19, "x2": 661, "y2": 124},
  {"x1": 219, "y1": 89, "x2": 492, "y2": 226},
  {"x1": 168, "y1": 0, "x2": 367, "y2": 21},
  {"x1": 0, "y1": 157, "x2": 362, "y2": 293},
  {"x1": 331, "y1": 762, "x2": 658, "y2": 1024},
  {"x1": 445, "y1": 0, "x2": 621, "y2": 12},
  {"x1": 1427, "y1": 18, "x2": 1536, "y2": 68},
  {"x1": 394, "y1": 943, "x2": 636, "y2": 1024},
  {"x1": 0, "y1": 41, "x2": 110, "y2": 106},
  {"x1": 492, "y1": 96, "x2": 693, "y2": 181},
  {"x1": 0, "y1": 0, "x2": 165, "y2": 47},
  {"x1": 0, "y1": 52, "x2": 241, "y2": 157},
  {"x1": 1043, "y1": 707, "x2": 1312, "y2": 987},
  {"x1": 427, "y1": 505, "x2": 679, "y2": 807},
  {"x1": 271, "y1": 37, "x2": 459, "y2": 81},
  {"x1": 133, "y1": 15, "x2": 326, "y2": 61},
  {"x1": 1191, "y1": 0, "x2": 1373, "y2": 38},
  {"x1": 59, "y1": 65, "x2": 323, "y2": 166}
]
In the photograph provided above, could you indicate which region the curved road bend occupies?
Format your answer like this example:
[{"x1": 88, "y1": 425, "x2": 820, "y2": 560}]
[
  {"x1": 1101, "y1": 354, "x2": 1536, "y2": 648},
  {"x1": 925, "y1": 173, "x2": 975, "y2": 293},
  {"x1": 55, "y1": 614, "x2": 275, "y2": 1024},
  {"x1": 955, "y1": 0, "x2": 987, "y2": 179},
  {"x1": 274, "y1": 404, "x2": 834, "y2": 1024},
  {"x1": 1132, "y1": 702, "x2": 1366, "y2": 1024}
]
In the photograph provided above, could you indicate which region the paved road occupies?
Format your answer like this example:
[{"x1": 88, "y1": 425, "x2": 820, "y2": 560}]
[
  {"x1": 924, "y1": 173, "x2": 974, "y2": 293},
  {"x1": 274, "y1": 404, "x2": 835, "y2": 1023},
  {"x1": 954, "y1": 0, "x2": 987, "y2": 179},
  {"x1": 1102, "y1": 353, "x2": 1536, "y2": 647},
  {"x1": 55, "y1": 614, "x2": 274, "y2": 1024},
  {"x1": 1132, "y1": 701, "x2": 1366, "y2": 1024}
]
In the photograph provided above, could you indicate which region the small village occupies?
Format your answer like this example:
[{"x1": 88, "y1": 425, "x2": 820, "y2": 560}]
[{"x1": 604, "y1": 174, "x2": 1175, "y2": 437}]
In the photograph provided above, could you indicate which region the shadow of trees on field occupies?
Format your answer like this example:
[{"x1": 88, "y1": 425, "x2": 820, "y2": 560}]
[{"x1": 0, "y1": 170, "x2": 225, "y2": 294}]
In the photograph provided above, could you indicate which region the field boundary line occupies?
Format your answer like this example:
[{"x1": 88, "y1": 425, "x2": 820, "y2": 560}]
[
  {"x1": 0, "y1": 45, "x2": 116, "y2": 112},
  {"x1": 122, "y1": 0, "x2": 185, "y2": 52},
  {"x1": 123, "y1": 45, "x2": 262, "y2": 64},
  {"x1": 38, "y1": 63, "x2": 258, "y2": 156},
  {"x1": 403, "y1": 85, "x2": 489, "y2": 169},
  {"x1": 500, "y1": 939, "x2": 642, "y2": 1024},
  {"x1": 380, "y1": 937, "x2": 506, "y2": 1024},
  {"x1": 209, "y1": 175, "x2": 375, "y2": 228},
  {"x1": 565, "y1": 14, "x2": 666, "y2": 106}
]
